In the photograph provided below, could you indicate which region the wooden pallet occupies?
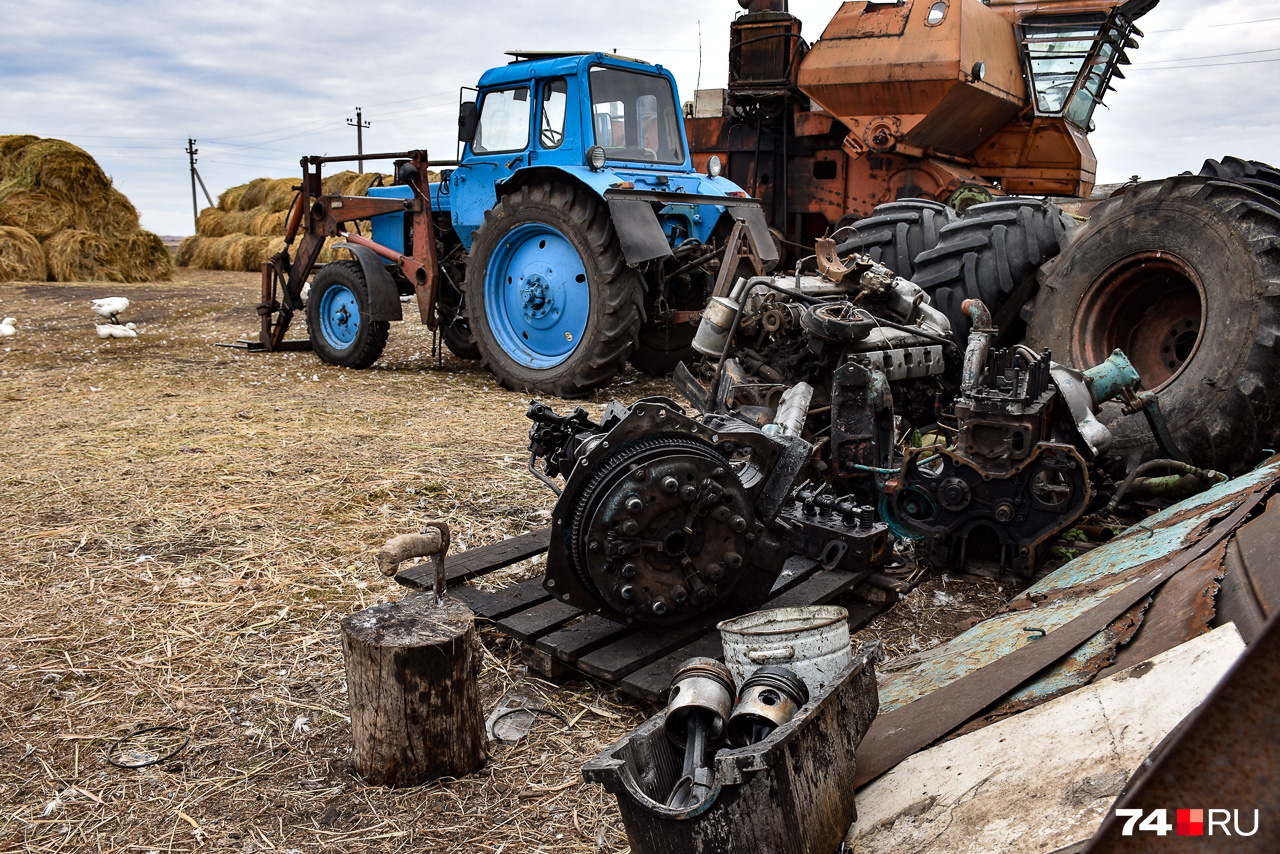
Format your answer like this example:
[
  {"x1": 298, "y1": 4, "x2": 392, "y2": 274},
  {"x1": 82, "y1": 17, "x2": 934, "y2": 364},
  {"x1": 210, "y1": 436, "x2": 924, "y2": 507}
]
[{"x1": 395, "y1": 528, "x2": 885, "y2": 701}]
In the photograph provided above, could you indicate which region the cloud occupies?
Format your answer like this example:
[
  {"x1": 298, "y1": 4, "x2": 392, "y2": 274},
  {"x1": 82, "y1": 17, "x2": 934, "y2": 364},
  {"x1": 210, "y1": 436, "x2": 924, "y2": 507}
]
[{"x1": 2, "y1": 0, "x2": 1277, "y2": 235}]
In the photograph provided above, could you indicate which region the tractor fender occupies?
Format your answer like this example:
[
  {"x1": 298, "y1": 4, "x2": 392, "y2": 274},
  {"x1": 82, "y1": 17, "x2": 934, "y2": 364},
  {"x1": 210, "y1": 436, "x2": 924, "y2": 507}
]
[
  {"x1": 331, "y1": 243, "x2": 403, "y2": 322},
  {"x1": 495, "y1": 166, "x2": 672, "y2": 266}
]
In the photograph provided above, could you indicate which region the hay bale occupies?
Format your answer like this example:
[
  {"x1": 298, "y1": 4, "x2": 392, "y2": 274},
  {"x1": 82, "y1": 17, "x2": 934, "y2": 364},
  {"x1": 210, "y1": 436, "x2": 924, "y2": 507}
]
[
  {"x1": 5, "y1": 139, "x2": 111, "y2": 196},
  {"x1": 120, "y1": 231, "x2": 173, "y2": 281},
  {"x1": 175, "y1": 234, "x2": 200, "y2": 267},
  {"x1": 44, "y1": 229, "x2": 120, "y2": 282},
  {"x1": 0, "y1": 189, "x2": 75, "y2": 239},
  {"x1": 262, "y1": 178, "x2": 297, "y2": 213},
  {"x1": 253, "y1": 209, "x2": 289, "y2": 237},
  {"x1": 0, "y1": 225, "x2": 47, "y2": 282},
  {"x1": 218, "y1": 182, "x2": 249, "y2": 213}
]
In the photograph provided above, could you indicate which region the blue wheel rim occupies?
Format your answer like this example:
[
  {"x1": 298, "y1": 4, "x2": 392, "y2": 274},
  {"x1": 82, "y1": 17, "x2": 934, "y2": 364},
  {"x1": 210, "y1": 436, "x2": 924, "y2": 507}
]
[
  {"x1": 484, "y1": 223, "x2": 590, "y2": 369},
  {"x1": 318, "y1": 283, "x2": 360, "y2": 350}
]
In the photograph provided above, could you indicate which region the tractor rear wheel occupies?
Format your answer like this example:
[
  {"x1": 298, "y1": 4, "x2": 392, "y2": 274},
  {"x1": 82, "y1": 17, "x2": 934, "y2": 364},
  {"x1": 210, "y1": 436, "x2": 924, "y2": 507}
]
[
  {"x1": 833, "y1": 200, "x2": 958, "y2": 280},
  {"x1": 464, "y1": 182, "x2": 642, "y2": 397},
  {"x1": 1025, "y1": 176, "x2": 1280, "y2": 474},
  {"x1": 909, "y1": 198, "x2": 1077, "y2": 346},
  {"x1": 305, "y1": 260, "x2": 389, "y2": 369}
]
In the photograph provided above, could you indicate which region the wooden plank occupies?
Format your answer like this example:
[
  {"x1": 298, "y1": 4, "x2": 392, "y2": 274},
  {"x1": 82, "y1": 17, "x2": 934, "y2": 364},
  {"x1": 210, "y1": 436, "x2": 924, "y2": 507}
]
[
  {"x1": 395, "y1": 528, "x2": 551, "y2": 590},
  {"x1": 535, "y1": 616, "x2": 631, "y2": 665},
  {"x1": 499, "y1": 599, "x2": 581, "y2": 643},
  {"x1": 768, "y1": 568, "x2": 863, "y2": 608},
  {"x1": 621, "y1": 633, "x2": 725, "y2": 702},
  {"x1": 451, "y1": 576, "x2": 551, "y2": 621},
  {"x1": 576, "y1": 623, "x2": 709, "y2": 682}
]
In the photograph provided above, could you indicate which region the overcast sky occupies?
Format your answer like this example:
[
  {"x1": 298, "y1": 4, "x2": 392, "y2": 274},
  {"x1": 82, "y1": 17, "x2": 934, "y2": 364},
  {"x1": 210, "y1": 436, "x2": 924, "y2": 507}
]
[{"x1": 4, "y1": 0, "x2": 1278, "y2": 236}]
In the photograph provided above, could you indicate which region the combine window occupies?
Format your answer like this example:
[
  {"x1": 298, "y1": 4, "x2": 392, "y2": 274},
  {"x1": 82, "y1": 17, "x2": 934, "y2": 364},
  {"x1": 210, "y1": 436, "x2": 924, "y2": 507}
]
[
  {"x1": 589, "y1": 67, "x2": 685, "y2": 165},
  {"x1": 1020, "y1": 10, "x2": 1144, "y2": 129},
  {"x1": 474, "y1": 86, "x2": 531, "y2": 154}
]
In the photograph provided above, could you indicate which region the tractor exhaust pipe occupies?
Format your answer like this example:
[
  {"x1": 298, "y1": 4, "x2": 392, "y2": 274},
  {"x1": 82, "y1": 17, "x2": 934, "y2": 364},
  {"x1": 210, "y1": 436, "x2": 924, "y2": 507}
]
[{"x1": 739, "y1": 0, "x2": 787, "y2": 12}]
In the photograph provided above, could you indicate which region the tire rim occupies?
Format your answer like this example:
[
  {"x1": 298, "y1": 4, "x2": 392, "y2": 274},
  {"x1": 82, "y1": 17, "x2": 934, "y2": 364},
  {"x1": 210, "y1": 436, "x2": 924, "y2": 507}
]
[
  {"x1": 485, "y1": 222, "x2": 590, "y2": 369},
  {"x1": 1070, "y1": 251, "x2": 1206, "y2": 391},
  {"x1": 318, "y1": 283, "x2": 360, "y2": 350}
]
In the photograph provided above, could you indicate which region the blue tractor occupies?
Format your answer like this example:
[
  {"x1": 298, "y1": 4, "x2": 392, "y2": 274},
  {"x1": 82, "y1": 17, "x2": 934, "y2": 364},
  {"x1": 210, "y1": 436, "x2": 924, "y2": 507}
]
[{"x1": 254, "y1": 51, "x2": 774, "y2": 397}]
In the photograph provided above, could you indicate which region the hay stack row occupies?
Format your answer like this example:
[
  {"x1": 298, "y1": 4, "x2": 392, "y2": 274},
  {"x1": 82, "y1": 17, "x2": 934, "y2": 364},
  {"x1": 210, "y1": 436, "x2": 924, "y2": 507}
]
[
  {"x1": 176, "y1": 171, "x2": 393, "y2": 273},
  {"x1": 0, "y1": 135, "x2": 172, "y2": 283}
]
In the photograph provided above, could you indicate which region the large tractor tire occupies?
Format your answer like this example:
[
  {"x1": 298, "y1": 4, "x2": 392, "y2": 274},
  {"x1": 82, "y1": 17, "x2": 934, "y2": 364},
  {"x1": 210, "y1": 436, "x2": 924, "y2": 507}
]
[
  {"x1": 1025, "y1": 176, "x2": 1280, "y2": 474},
  {"x1": 305, "y1": 260, "x2": 389, "y2": 369},
  {"x1": 909, "y1": 198, "x2": 1077, "y2": 346},
  {"x1": 1199, "y1": 156, "x2": 1280, "y2": 205},
  {"x1": 833, "y1": 200, "x2": 958, "y2": 280},
  {"x1": 629, "y1": 323, "x2": 697, "y2": 377},
  {"x1": 464, "y1": 182, "x2": 643, "y2": 398}
]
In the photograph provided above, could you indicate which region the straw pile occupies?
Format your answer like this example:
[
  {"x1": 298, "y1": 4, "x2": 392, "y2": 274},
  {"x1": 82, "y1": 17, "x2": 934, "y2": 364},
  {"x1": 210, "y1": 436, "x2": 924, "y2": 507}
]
[
  {"x1": 0, "y1": 135, "x2": 172, "y2": 282},
  {"x1": 177, "y1": 171, "x2": 396, "y2": 272}
]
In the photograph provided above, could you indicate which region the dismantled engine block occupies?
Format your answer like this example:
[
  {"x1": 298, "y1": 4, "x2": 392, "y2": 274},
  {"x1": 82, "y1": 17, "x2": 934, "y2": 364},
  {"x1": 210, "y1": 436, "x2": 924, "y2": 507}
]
[
  {"x1": 527, "y1": 398, "x2": 889, "y2": 625},
  {"x1": 672, "y1": 251, "x2": 1180, "y2": 579},
  {"x1": 523, "y1": 247, "x2": 1186, "y2": 625}
]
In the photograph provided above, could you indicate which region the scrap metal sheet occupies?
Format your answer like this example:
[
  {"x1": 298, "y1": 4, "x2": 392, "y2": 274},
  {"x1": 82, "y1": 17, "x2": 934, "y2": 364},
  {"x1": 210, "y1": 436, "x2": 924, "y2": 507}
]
[{"x1": 876, "y1": 458, "x2": 1280, "y2": 714}]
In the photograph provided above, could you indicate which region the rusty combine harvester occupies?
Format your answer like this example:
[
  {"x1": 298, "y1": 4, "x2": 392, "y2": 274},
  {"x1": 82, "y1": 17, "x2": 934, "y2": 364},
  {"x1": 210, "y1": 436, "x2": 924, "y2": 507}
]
[{"x1": 687, "y1": 0, "x2": 1156, "y2": 243}]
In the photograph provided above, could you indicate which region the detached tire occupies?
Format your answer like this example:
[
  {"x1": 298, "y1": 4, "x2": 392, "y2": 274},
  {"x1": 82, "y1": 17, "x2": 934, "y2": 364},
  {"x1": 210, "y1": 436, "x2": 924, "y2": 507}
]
[
  {"x1": 1199, "y1": 156, "x2": 1280, "y2": 205},
  {"x1": 306, "y1": 260, "x2": 388, "y2": 369},
  {"x1": 909, "y1": 198, "x2": 1077, "y2": 345},
  {"x1": 833, "y1": 200, "x2": 958, "y2": 280},
  {"x1": 1025, "y1": 176, "x2": 1280, "y2": 474},
  {"x1": 629, "y1": 322, "x2": 697, "y2": 377},
  {"x1": 464, "y1": 182, "x2": 642, "y2": 398}
]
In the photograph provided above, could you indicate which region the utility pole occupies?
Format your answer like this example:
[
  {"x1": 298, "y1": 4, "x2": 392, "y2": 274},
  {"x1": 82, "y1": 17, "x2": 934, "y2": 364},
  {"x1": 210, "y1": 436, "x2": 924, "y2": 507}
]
[
  {"x1": 186, "y1": 138, "x2": 199, "y2": 233},
  {"x1": 347, "y1": 108, "x2": 370, "y2": 173}
]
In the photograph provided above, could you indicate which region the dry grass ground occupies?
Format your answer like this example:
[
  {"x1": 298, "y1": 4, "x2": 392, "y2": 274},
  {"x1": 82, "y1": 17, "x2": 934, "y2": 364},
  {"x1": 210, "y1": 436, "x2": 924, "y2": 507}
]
[{"x1": 0, "y1": 270, "x2": 1006, "y2": 853}]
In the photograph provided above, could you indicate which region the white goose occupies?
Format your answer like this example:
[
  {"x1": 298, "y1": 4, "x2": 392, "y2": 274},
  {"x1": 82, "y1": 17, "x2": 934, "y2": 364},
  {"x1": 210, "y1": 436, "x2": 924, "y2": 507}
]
[
  {"x1": 90, "y1": 297, "x2": 130, "y2": 324},
  {"x1": 0, "y1": 317, "x2": 15, "y2": 337},
  {"x1": 95, "y1": 322, "x2": 138, "y2": 340}
]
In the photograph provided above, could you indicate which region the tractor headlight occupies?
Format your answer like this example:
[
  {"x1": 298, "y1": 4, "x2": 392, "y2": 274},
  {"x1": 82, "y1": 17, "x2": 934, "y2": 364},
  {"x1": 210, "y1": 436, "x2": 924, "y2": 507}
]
[
  {"x1": 707, "y1": 155, "x2": 722, "y2": 178},
  {"x1": 587, "y1": 146, "x2": 607, "y2": 171}
]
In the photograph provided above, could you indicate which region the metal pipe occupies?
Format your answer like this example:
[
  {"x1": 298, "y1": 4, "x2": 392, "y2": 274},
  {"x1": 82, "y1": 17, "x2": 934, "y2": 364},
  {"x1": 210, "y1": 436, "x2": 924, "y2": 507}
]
[{"x1": 1106, "y1": 459, "x2": 1226, "y2": 513}]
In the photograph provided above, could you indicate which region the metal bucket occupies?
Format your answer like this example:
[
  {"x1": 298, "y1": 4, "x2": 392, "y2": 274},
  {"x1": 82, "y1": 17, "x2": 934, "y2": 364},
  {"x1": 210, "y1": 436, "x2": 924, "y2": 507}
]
[{"x1": 717, "y1": 606, "x2": 852, "y2": 694}]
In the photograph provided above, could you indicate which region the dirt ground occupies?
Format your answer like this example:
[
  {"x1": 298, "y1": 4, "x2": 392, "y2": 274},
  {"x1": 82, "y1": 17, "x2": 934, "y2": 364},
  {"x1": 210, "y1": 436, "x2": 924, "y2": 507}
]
[{"x1": 0, "y1": 270, "x2": 1006, "y2": 853}]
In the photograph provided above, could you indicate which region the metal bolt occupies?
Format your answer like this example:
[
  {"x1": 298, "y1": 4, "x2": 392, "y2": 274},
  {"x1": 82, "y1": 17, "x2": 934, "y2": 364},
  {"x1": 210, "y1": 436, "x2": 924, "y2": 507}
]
[
  {"x1": 633, "y1": 468, "x2": 648, "y2": 482},
  {"x1": 724, "y1": 551, "x2": 743, "y2": 569},
  {"x1": 662, "y1": 476, "x2": 680, "y2": 494},
  {"x1": 588, "y1": 540, "x2": 600, "y2": 552},
  {"x1": 713, "y1": 468, "x2": 725, "y2": 478},
  {"x1": 994, "y1": 503, "x2": 1015, "y2": 523},
  {"x1": 681, "y1": 485, "x2": 698, "y2": 502},
  {"x1": 620, "y1": 563, "x2": 637, "y2": 578},
  {"x1": 651, "y1": 600, "x2": 668, "y2": 615},
  {"x1": 620, "y1": 584, "x2": 635, "y2": 600},
  {"x1": 625, "y1": 495, "x2": 644, "y2": 513},
  {"x1": 671, "y1": 587, "x2": 688, "y2": 604},
  {"x1": 621, "y1": 519, "x2": 640, "y2": 536},
  {"x1": 860, "y1": 507, "x2": 876, "y2": 528},
  {"x1": 713, "y1": 506, "x2": 730, "y2": 522},
  {"x1": 730, "y1": 516, "x2": 747, "y2": 532}
]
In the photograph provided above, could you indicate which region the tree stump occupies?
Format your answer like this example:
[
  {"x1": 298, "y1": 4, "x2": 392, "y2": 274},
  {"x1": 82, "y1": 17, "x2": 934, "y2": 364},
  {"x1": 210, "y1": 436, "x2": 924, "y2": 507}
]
[{"x1": 341, "y1": 594, "x2": 486, "y2": 786}]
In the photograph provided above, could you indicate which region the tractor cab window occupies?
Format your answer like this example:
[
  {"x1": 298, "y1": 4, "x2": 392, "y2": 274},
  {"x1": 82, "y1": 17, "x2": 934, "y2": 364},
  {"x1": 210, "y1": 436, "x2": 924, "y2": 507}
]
[
  {"x1": 473, "y1": 86, "x2": 531, "y2": 154},
  {"x1": 1020, "y1": 11, "x2": 1143, "y2": 129},
  {"x1": 540, "y1": 78, "x2": 568, "y2": 149},
  {"x1": 588, "y1": 66, "x2": 684, "y2": 164}
]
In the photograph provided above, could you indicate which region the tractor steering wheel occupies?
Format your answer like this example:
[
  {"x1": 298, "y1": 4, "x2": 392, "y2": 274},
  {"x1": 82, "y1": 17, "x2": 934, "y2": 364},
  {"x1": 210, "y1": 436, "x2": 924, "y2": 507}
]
[{"x1": 540, "y1": 127, "x2": 564, "y2": 148}]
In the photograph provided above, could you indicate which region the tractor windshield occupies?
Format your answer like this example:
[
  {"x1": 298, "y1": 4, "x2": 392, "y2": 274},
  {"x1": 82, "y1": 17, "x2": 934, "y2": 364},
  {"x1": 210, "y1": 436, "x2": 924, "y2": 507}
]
[
  {"x1": 1020, "y1": 10, "x2": 1143, "y2": 130},
  {"x1": 588, "y1": 67, "x2": 685, "y2": 165}
]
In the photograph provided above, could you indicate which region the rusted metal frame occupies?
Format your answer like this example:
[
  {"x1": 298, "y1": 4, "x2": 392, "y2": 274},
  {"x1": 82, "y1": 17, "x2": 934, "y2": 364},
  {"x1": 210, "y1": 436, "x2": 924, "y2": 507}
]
[{"x1": 853, "y1": 488, "x2": 1269, "y2": 788}]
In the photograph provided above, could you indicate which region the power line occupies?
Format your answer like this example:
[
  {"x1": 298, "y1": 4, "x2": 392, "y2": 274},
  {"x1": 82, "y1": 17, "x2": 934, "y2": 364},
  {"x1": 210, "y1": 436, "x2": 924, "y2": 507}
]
[
  {"x1": 1140, "y1": 46, "x2": 1280, "y2": 64},
  {"x1": 1132, "y1": 56, "x2": 1280, "y2": 71},
  {"x1": 1146, "y1": 14, "x2": 1280, "y2": 32}
]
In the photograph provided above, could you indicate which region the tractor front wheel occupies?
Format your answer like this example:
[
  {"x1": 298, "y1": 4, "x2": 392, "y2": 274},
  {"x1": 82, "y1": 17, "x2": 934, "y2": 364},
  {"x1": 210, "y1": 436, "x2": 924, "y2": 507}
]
[
  {"x1": 464, "y1": 182, "x2": 642, "y2": 397},
  {"x1": 305, "y1": 260, "x2": 389, "y2": 369}
]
